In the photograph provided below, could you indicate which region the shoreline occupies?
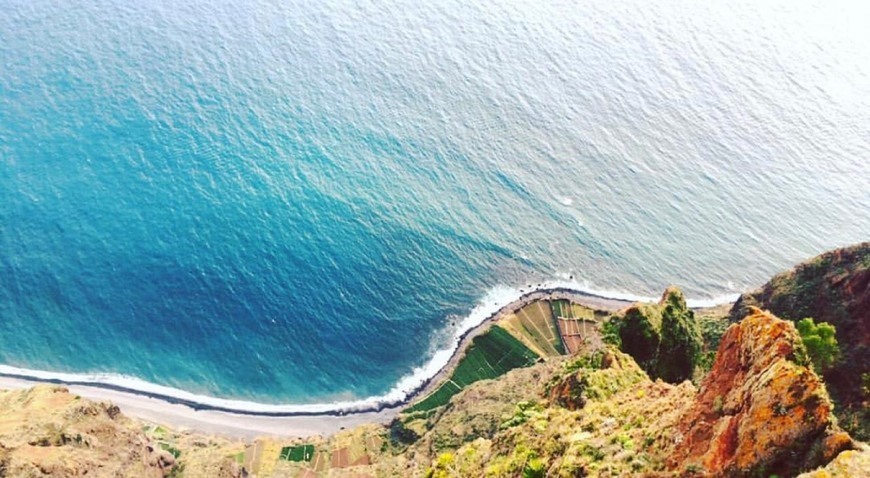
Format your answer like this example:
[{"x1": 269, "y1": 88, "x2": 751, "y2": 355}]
[
  {"x1": 0, "y1": 375, "x2": 396, "y2": 441},
  {"x1": 0, "y1": 287, "x2": 728, "y2": 438},
  {"x1": 408, "y1": 288, "x2": 633, "y2": 408}
]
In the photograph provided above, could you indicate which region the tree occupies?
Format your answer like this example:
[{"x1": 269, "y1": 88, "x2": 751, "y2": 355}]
[{"x1": 796, "y1": 317, "x2": 839, "y2": 373}]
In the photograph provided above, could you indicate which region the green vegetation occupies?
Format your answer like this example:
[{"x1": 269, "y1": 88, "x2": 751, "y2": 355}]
[
  {"x1": 278, "y1": 444, "x2": 314, "y2": 462},
  {"x1": 601, "y1": 319, "x2": 622, "y2": 347},
  {"x1": 167, "y1": 463, "x2": 185, "y2": 478},
  {"x1": 616, "y1": 304, "x2": 662, "y2": 368},
  {"x1": 657, "y1": 290, "x2": 703, "y2": 383},
  {"x1": 388, "y1": 418, "x2": 420, "y2": 448},
  {"x1": 547, "y1": 349, "x2": 648, "y2": 412},
  {"x1": 499, "y1": 400, "x2": 545, "y2": 430},
  {"x1": 563, "y1": 349, "x2": 606, "y2": 374},
  {"x1": 608, "y1": 287, "x2": 702, "y2": 383},
  {"x1": 698, "y1": 312, "x2": 730, "y2": 351},
  {"x1": 796, "y1": 318, "x2": 839, "y2": 373},
  {"x1": 159, "y1": 443, "x2": 182, "y2": 459},
  {"x1": 695, "y1": 310, "x2": 731, "y2": 377},
  {"x1": 407, "y1": 326, "x2": 540, "y2": 412},
  {"x1": 485, "y1": 444, "x2": 546, "y2": 477},
  {"x1": 523, "y1": 456, "x2": 546, "y2": 478}
]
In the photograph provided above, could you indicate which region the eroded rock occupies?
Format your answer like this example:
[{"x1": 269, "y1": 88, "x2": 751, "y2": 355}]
[{"x1": 670, "y1": 309, "x2": 852, "y2": 476}]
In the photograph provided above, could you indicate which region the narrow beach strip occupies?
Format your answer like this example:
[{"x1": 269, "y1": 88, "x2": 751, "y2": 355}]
[{"x1": 0, "y1": 286, "x2": 734, "y2": 438}]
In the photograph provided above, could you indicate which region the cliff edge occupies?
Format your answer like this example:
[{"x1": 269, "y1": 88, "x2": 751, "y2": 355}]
[
  {"x1": 670, "y1": 308, "x2": 852, "y2": 476},
  {"x1": 0, "y1": 386, "x2": 175, "y2": 477},
  {"x1": 730, "y1": 242, "x2": 869, "y2": 440}
]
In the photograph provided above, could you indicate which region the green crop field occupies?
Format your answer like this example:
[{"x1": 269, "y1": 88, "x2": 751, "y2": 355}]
[
  {"x1": 571, "y1": 303, "x2": 596, "y2": 320},
  {"x1": 279, "y1": 444, "x2": 315, "y2": 462},
  {"x1": 407, "y1": 325, "x2": 540, "y2": 412},
  {"x1": 551, "y1": 299, "x2": 569, "y2": 318}
]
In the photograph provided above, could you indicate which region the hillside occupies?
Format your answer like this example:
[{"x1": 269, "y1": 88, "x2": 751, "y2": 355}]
[
  {"x1": 1, "y1": 306, "x2": 867, "y2": 476},
  {"x1": 730, "y1": 242, "x2": 869, "y2": 440},
  {"x1": 0, "y1": 386, "x2": 176, "y2": 477},
  {"x1": 0, "y1": 245, "x2": 868, "y2": 476}
]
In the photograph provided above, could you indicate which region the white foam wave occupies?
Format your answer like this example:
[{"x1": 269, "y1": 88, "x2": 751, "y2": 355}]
[{"x1": 0, "y1": 281, "x2": 737, "y2": 415}]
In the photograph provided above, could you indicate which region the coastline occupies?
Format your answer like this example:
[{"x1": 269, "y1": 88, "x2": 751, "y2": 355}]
[
  {"x1": 408, "y1": 288, "x2": 633, "y2": 409},
  {"x1": 0, "y1": 375, "x2": 397, "y2": 441},
  {"x1": 0, "y1": 286, "x2": 730, "y2": 438}
]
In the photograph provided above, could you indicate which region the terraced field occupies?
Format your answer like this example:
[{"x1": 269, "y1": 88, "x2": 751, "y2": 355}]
[
  {"x1": 237, "y1": 425, "x2": 385, "y2": 478},
  {"x1": 407, "y1": 297, "x2": 605, "y2": 414},
  {"x1": 500, "y1": 301, "x2": 565, "y2": 357},
  {"x1": 552, "y1": 299, "x2": 600, "y2": 354},
  {"x1": 406, "y1": 325, "x2": 540, "y2": 412}
]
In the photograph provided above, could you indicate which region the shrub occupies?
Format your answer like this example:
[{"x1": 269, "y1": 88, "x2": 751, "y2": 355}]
[
  {"x1": 657, "y1": 296, "x2": 703, "y2": 383},
  {"x1": 523, "y1": 456, "x2": 546, "y2": 478},
  {"x1": 500, "y1": 401, "x2": 544, "y2": 430},
  {"x1": 389, "y1": 418, "x2": 419, "y2": 447},
  {"x1": 795, "y1": 318, "x2": 839, "y2": 373}
]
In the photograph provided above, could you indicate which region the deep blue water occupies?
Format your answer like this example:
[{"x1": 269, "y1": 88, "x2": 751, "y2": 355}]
[{"x1": 1, "y1": 0, "x2": 868, "y2": 404}]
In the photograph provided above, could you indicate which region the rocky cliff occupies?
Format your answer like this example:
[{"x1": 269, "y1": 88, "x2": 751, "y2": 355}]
[
  {"x1": 1, "y1": 244, "x2": 868, "y2": 477},
  {"x1": 670, "y1": 308, "x2": 851, "y2": 476},
  {"x1": 730, "y1": 242, "x2": 869, "y2": 440},
  {"x1": 0, "y1": 386, "x2": 175, "y2": 477}
]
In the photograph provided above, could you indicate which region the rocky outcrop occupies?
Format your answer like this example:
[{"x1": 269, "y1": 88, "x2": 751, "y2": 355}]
[
  {"x1": 609, "y1": 286, "x2": 703, "y2": 383},
  {"x1": 670, "y1": 309, "x2": 852, "y2": 476},
  {"x1": 547, "y1": 348, "x2": 647, "y2": 410},
  {"x1": 730, "y1": 242, "x2": 869, "y2": 440},
  {"x1": 798, "y1": 443, "x2": 870, "y2": 478},
  {"x1": 0, "y1": 385, "x2": 176, "y2": 477}
]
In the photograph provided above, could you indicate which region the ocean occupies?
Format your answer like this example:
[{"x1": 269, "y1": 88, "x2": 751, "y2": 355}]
[{"x1": 1, "y1": 0, "x2": 868, "y2": 410}]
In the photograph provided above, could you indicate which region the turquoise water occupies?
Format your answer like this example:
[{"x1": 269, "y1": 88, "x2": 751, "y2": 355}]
[{"x1": 1, "y1": 0, "x2": 868, "y2": 407}]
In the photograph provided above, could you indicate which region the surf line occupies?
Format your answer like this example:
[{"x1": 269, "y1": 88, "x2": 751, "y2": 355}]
[{"x1": 0, "y1": 284, "x2": 737, "y2": 417}]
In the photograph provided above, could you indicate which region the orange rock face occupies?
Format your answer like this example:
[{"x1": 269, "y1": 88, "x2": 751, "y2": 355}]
[
  {"x1": 670, "y1": 308, "x2": 852, "y2": 476},
  {"x1": 730, "y1": 242, "x2": 869, "y2": 441}
]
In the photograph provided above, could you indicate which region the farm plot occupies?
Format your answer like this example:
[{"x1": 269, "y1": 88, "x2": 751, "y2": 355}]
[
  {"x1": 406, "y1": 325, "x2": 540, "y2": 412},
  {"x1": 552, "y1": 300, "x2": 599, "y2": 354},
  {"x1": 280, "y1": 444, "x2": 315, "y2": 462},
  {"x1": 515, "y1": 300, "x2": 565, "y2": 356}
]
